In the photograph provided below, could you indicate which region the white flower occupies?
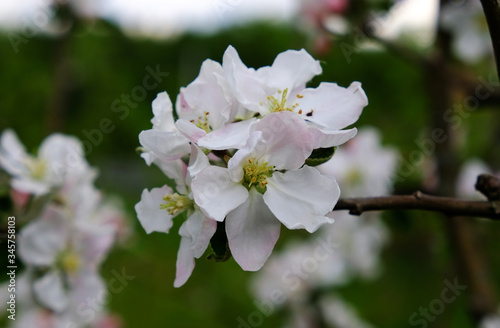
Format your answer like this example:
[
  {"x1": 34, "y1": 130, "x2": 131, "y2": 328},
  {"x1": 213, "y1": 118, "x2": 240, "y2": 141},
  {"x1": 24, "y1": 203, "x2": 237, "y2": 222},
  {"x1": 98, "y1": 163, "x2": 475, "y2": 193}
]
[
  {"x1": 138, "y1": 92, "x2": 191, "y2": 166},
  {"x1": 317, "y1": 127, "x2": 399, "y2": 197},
  {"x1": 222, "y1": 45, "x2": 367, "y2": 148},
  {"x1": 192, "y1": 112, "x2": 340, "y2": 271},
  {"x1": 0, "y1": 129, "x2": 91, "y2": 195},
  {"x1": 174, "y1": 58, "x2": 255, "y2": 150},
  {"x1": 135, "y1": 145, "x2": 217, "y2": 287},
  {"x1": 18, "y1": 205, "x2": 113, "y2": 313}
]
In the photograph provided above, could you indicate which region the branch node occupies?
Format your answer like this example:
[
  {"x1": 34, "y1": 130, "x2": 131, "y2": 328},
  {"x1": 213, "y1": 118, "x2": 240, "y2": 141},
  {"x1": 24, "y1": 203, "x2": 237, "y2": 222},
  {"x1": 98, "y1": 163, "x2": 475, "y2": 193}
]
[{"x1": 475, "y1": 174, "x2": 500, "y2": 201}]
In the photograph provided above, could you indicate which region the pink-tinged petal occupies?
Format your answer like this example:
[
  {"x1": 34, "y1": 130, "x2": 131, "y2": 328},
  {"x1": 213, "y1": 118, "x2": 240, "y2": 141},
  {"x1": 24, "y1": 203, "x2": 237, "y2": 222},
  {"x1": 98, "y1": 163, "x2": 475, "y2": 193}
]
[
  {"x1": 191, "y1": 166, "x2": 248, "y2": 222},
  {"x1": 10, "y1": 189, "x2": 31, "y2": 210},
  {"x1": 256, "y1": 48, "x2": 322, "y2": 91},
  {"x1": 151, "y1": 91, "x2": 176, "y2": 131},
  {"x1": 70, "y1": 269, "x2": 107, "y2": 311},
  {"x1": 0, "y1": 129, "x2": 27, "y2": 176},
  {"x1": 229, "y1": 112, "x2": 312, "y2": 172},
  {"x1": 174, "y1": 211, "x2": 217, "y2": 288},
  {"x1": 297, "y1": 82, "x2": 368, "y2": 130},
  {"x1": 19, "y1": 206, "x2": 68, "y2": 266},
  {"x1": 175, "y1": 119, "x2": 207, "y2": 143},
  {"x1": 308, "y1": 125, "x2": 357, "y2": 148},
  {"x1": 138, "y1": 129, "x2": 190, "y2": 161},
  {"x1": 264, "y1": 166, "x2": 339, "y2": 233},
  {"x1": 255, "y1": 112, "x2": 313, "y2": 169},
  {"x1": 173, "y1": 236, "x2": 195, "y2": 288},
  {"x1": 177, "y1": 59, "x2": 232, "y2": 129},
  {"x1": 226, "y1": 188, "x2": 281, "y2": 271},
  {"x1": 222, "y1": 45, "x2": 267, "y2": 113},
  {"x1": 197, "y1": 118, "x2": 257, "y2": 150},
  {"x1": 183, "y1": 211, "x2": 218, "y2": 258},
  {"x1": 76, "y1": 224, "x2": 116, "y2": 268},
  {"x1": 135, "y1": 186, "x2": 174, "y2": 234},
  {"x1": 33, "y1": 271, "x2": 68, "y2": 312}
]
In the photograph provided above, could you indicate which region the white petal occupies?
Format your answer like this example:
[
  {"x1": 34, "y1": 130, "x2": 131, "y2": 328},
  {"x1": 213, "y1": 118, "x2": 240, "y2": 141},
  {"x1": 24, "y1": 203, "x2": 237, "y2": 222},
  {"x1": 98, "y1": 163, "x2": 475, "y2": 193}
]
[
  {"x1": 70, "y1": 269, "x2": 106, "y2": 309},
  {"x1": 265, "y1": 166, "x2": 339, "y2": 233},
  {"x1": 228, "y1": 112, "x2": 313, "y2": 173},
  {"x1": 0, "y1": 129, "x2": 27, "y2": 176},
  {"x1": 297, "y1": 82, "x2": 368, "y2": 130},
  {"x1": 222, "y1": 45, "x2": 267, "y2": 113},
  {"x1": 75, "y1": 223, "x2": 116, "y2": 267},
  {"x1": 226, "y1": 188, "x2": 281, "y2": 271},
  {"x1": 135, "y1": 186, "x2": 174, "y2": 234},
  {"x1": 33, "y1": 271, "x2": 68, "y2": 313},
  {"x1": 151, "y1": 91, "x2": 176, "y2": 131},
  {"x1": 39, "y1": 134, "x2": 88, "y2": 183},
  {"x1": 256, "y1": 48, "x2": 322, "y2": 91},
  {"x1": 18, "y1": 206, "x2": 68, "y2": 266},
  {"x1": 11, "y1": 178, "x2": 51, "y2": 195},
  {"x1": 187, "y1": 144, "x2": 210, "y2": 184},
  {"x1": 308, "y1": 125, "x2": 358, "y2": 148},
  {"x1": 175, "y1": 119, "x2": 207, "y2": 143},
  {"x1": 177, "y1": 59, "x2": 232, "y2": 130},
  {"x1": 197, "y1": 118, "x2": 257, "y2": 150},
  {"x1": 139, "y1": 129, "x2": 190, "y2": 161},
  {"x1": 191, "y1": 166, "x2": 248, "y2": 221},
  {"x1": 253, "y1": 112, "x2": 313, "y2": 169},
  {"x1": 153, "y1": 158, "x2": 188, "y2": 194}
]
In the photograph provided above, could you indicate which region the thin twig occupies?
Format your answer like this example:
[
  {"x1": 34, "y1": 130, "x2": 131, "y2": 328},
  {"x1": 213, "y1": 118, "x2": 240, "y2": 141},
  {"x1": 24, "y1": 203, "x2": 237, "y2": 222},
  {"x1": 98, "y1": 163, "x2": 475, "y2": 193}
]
[{"x1": 334, "y1": 192, "x2": 500, "y2": 219}]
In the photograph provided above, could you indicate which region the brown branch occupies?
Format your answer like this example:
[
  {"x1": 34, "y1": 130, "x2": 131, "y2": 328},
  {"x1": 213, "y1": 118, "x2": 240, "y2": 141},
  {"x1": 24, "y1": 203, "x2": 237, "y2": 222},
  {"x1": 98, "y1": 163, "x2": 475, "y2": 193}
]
[
  {"x1": 334, "y1": 191, "x2": 500, "y2": 220},
  {"x1": 480, "y1": 0, "x2": 500, "y2": 80}
]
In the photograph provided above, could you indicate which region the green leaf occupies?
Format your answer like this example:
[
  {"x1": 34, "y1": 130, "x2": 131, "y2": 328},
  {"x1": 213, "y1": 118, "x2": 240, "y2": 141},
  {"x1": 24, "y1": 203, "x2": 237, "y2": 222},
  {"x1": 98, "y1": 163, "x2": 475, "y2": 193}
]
[
  {"x1": 305, "y1": 147, "x2": 336, "y2": 167},
  {"x1": 207, "y1": 221, "x2": 232, "y2": 262}
]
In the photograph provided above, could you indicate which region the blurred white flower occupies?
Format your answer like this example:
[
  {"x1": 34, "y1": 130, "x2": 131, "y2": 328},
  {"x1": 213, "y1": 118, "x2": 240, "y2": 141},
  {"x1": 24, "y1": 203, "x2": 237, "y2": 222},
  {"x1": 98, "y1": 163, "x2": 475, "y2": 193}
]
[
  {"x1": 441, "y1": 0, "x2": 493, "y2": 63},
  {"x1": 456, "y1": 158, "x2": 492, "y2": 199},
  {"x1": 317, "y1": 127, "x2": 399, "y2": 197},
  {"x1": 479, "y1": 312, "x2": 500, "y2": 328},
  {"x1": 0, "y1": 129, "x2": 92, "y2": 195},
  {"x1": 319, "y1": 295, "x2": 375, "y2": 328},
  {"x1": 135, "y1": 145, "x2": 217, "y2": 287}
]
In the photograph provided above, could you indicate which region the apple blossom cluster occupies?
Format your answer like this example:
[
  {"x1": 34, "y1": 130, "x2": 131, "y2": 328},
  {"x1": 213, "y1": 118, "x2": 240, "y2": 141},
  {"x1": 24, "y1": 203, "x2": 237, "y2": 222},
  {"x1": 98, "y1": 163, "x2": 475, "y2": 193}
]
[
  {"x1": 0, "y1": 130, "x2": 128, "y2": 328},
  {"x1": 135, "y1": 45, "x2": 368, "y2": 287},
  {"x1": 251, "y1": 128, "x2": 398, "y2": 327}
]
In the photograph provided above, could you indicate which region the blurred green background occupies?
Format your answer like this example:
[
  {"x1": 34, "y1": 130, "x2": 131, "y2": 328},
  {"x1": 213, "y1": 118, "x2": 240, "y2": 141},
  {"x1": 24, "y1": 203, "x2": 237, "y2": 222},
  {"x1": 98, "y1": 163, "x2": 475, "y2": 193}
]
[{"x1": 0, "y1": 4, "x2": 500, "y2": 327}]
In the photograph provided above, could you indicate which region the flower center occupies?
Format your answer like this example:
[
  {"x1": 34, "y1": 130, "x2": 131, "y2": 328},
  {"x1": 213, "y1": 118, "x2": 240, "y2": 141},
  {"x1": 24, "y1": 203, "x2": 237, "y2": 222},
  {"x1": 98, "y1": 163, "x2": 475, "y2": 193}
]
[
  {"x1": 190, "y1": 112, "x2": 212, "y2": 133},
  {"x1": 160, "y1": 193, "x2": 194, "y2": 216},
  {"x1": 347, "y1": 168, "x2": 363, "y2": 185},
  {"x1": 242, "y1": 158, "x2": 274, "y2": 194},
  {"x1": 57, "y1": 249, "x2": 80, "y2": 274},
  {"x1": 27, "y1": 157, "x2": 47, "y2": 180},
  {"x1": 268, "y1": 88, "x2": 298, "y2": 113}
]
